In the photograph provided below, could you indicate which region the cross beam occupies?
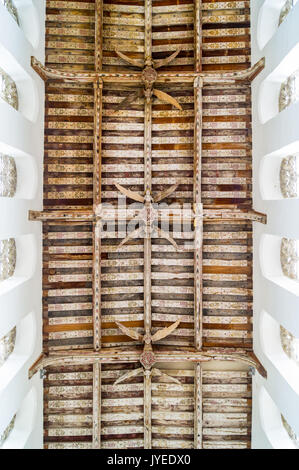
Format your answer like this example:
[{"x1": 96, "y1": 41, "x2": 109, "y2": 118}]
[
  {"x1": 31, "y1": 56, "x2": 265, "y2": 86},
  {"x1": 29, "y1": 207, "x2": 267, "y2": 224},
  {"x1": 29, "y1": 348, "x2": 266, "y2": 380}
]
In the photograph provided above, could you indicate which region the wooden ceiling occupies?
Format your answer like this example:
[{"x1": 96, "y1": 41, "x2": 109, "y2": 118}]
[{"x1": 29, "y1": 0, "x2": 266, "y2": 449}]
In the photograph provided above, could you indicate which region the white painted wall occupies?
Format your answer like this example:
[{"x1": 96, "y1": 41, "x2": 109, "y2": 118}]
[
  {"x1": 0, "y1": 0, "x2": 45, "y2": 449},
  {"x1": 251, "y1": 0, "x2": 299, "y2": 449}
]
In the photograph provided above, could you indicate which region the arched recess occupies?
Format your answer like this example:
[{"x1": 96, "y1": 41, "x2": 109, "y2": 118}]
[
  {"x1": 259, "y1": 386, "x2": 298, "y2": 448},
  {"x1": 0, "y1": 46, "x2": 39, "y2": 122},
  {"x1": 257, "y1": 0, "x2": 299, "y2": 51},
  {"x1": 258, "y1": 42, "x2": 299, "y2": 124},
  {"x1": 14, "y1": 0, "x2": 40, "y2": 50},
  {"x1": 0, "y1": 143, "x2": 38, "y2": 200},
  {"x1": 0, "y1": 386, "x2": 37, "y2": 449},
  {"x1": 0, "y1": 234, "x2": 37, "y2": 296},
  {"x1": 257, "y1": 0, "x2": 287, "y2": 50},
  {"x1": 260, "y1": 311, "x2": 299, "y2": 395},
  {"x1": 259, "y1": 141, "x2": 299, "y2": 200},
  {"x1": 259, "y1": 234, "x2": 299, "y2": 296},
  {"x1": 0, "y1": 312, "x2": 36, "y2": 388}
]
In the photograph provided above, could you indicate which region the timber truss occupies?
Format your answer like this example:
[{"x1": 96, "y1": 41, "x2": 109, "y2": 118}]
[{"x1": 29, "y1": 0, "x2": 267, "y2": 449}]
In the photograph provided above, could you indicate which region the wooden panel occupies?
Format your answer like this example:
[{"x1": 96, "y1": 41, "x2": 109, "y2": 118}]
[
  {"x1": 202, "y1": 220, "x2": 252, "y2": 349},
  {"x1": 202, "y1": 369, "x2": 251, "y2": 449},
  {"x1": 152, "y1": 0, "x2": 195, "y2": 73},
  {"x1": 151, "y1": 368, "x2": 195, "y2": 449},
  {"x1": 44, "y1": 364, "x2": 93, "y2": 449},
  {"x1": 100, "y1": 363, "x2": 144, "y2": 448},
  {"x1": 43, "y1": 222, "x2": 94, "y2": 351},
  {"x1": 202, "y1": 0, "x2": 250, "y2": 73},
  {"x1": 102, "y1": 0, "x2": 145, "y2": 73}
]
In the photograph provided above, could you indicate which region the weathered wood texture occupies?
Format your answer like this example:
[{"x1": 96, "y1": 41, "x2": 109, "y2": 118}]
[
  {"x1": 43, "y1": 363, "x2": 251, "y2": 449},
  {"x1": 41, "y1": 0, "x2": 255, "y2": 450},
  {"x1": 43, "y1": 0, "x2": 253, "y2": 350},
  {"x1": 43, "y1": 222, "x2": 94, "y2": 352},
  {"x1": 202, "y1": 369, "x2": 252, "y2": 449},
  {"x1": 100, "y1": 363, "x2": 145, "y2": 449},
  {"x1": 44, "y1": 364, "x2": 94, "y2": 449}
]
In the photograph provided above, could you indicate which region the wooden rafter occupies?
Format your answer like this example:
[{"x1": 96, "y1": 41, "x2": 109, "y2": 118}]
[
  {"x1": 92, "y1": 2, "x2": 103, "y2": 449},
  {"x1": 194, "y1": 0, "x2": 202, "y2": 73},
  {"x1": 194, "y1": 76, "x2": 203, "y2": 350},
  {"x1": 93, "y1": 0, "x2": 104, "y2": 354},
  {"x1": 144, "y1": 370, "x2": 151, "y2": 449},
  {"x1": 194, "y1": 363, "x2": 202, "y2": 449},
  {"x1": 92, "y1": 362, "x2": 101, "y2": 449}
]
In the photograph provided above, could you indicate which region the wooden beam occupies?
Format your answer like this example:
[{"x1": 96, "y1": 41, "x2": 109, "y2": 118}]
[
  {"x1": 93, "y1": 221, "x2": 101, "y2": 351},
  {"x1": 95, "y1": 0, "x2": 103, "y2": 73},
  {"x1": 31, "y1": 56, "x2": 265, "y2": 86},
  {"x1": 28, "y1": 210, "x2": 93, "y2": 222},
  {"x1": 31, "y1": 57, "x2": 97, "y2": 83},
  {"x1": 144, "y1": 0, "x2": 152, "y2": 66},
  {"x1": 194, "y1": 0, "x2": 202, "y2": 73},
  {"x1": 28, "y1": 207, "x2": 267, "y2": 225},
  {"x1": 194, "y1": 363, "x2": 202, "y2": 449},
  {"x1": 203, "y1": 209, "x2": 267, "y2": 224},
  {"x1": 29, "y1": 348, "x2": 267, "y2": 379},
  {"x1": 194, "y1": 77, "x2": 203, "y2": 350},
  {"x1": 92, "y1": 362, "x2": 101, "y2": 448},
  {"x1": 92, "y1": 81, "x2": 103, "y2": 351},
  {"x1": 144, "y1": 370, "x2": 152, "y2": 449},
  {"x1": 92, "y1": 0, "x2": 104, "y2": 350},
  {"x1": 93, "y1": 80, "x2": 103, "y2": 207},
  {"x1": 143, "y1": 0, "x2": 153, "y2": 338},
  {"x1": 156, "y1": 58, "x2": 266, "y2": 84},
  {"x1": 144, "y1": 92, "x2": 152, "y2": 336}
]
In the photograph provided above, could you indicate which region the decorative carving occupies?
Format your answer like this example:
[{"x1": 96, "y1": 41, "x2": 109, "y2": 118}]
[
  {"x1": 280, "y1": 237, "x2": 299, "y2": 280},
  {"x1": 281, "y1": 414, "x2": 299, "y2": 448},
  {"x1": 279, "y1": 70, "x2": 299, "y2": 112},
  {"x1": 0, "y1": 67, "x2": 18, "y2": 110},
  {"x1": 280, "y1": 325, "x2": 299, "y2": 366},
  {"x1": 0, "y1": 414, "x2": 16, "y2": 447},
  {"x1": 0, "y1": 238, "x2": 16, "y2": 282},
  {"x1": 0, "y1": 154, "x2": 17, "y2": 197},
  {"x1": 0, "y1": 327, "x2": 16, "y2": 368},
  {"x1": 140, "y1": 350, "x2": 156, "y2": 370},
  {"x1": 0, "y1": 0, "x2": 18, "y2": 24},
  {"x1": 280, "y1": 155, "x2": 299, "y2": 198},
  {"x1": 279, "y1": 0, "x2": 294, "y2": 26}
]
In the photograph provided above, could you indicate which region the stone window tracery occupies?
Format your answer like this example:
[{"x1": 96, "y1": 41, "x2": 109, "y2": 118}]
[
  {"x1": 281, "y1": 415, "x2": 299, "y2": 448},
  {"x1": 279, "y1": 69, "x2": 299, "y2": 112},
  {"x1": 280, "y1": 237, "x2": 299, "y2": 280},
  {"x1": 280, "y1": 325, "x2": 299, "y2": 366},
  {"x1": 0, "y1": 414, "x2": 16, "y2": 447},
  {"x1": 0, "y1": 0, "x2": 19, "y2": 24},
  {"x1": 0, "y1": 327, "x2": 16, "y2": 368},
  {"x1": 0, "y1": 238, "x2": 16, "y2": 282},
  {"x1": 0, "y1": 154, "x2": 17, "y2": 197},
  {"x1": 0, "y1": 67, "x2": 18, "y2": 110},
  {"x1": 280, "y1": 155, "x2": 299, "y2": 198}
]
